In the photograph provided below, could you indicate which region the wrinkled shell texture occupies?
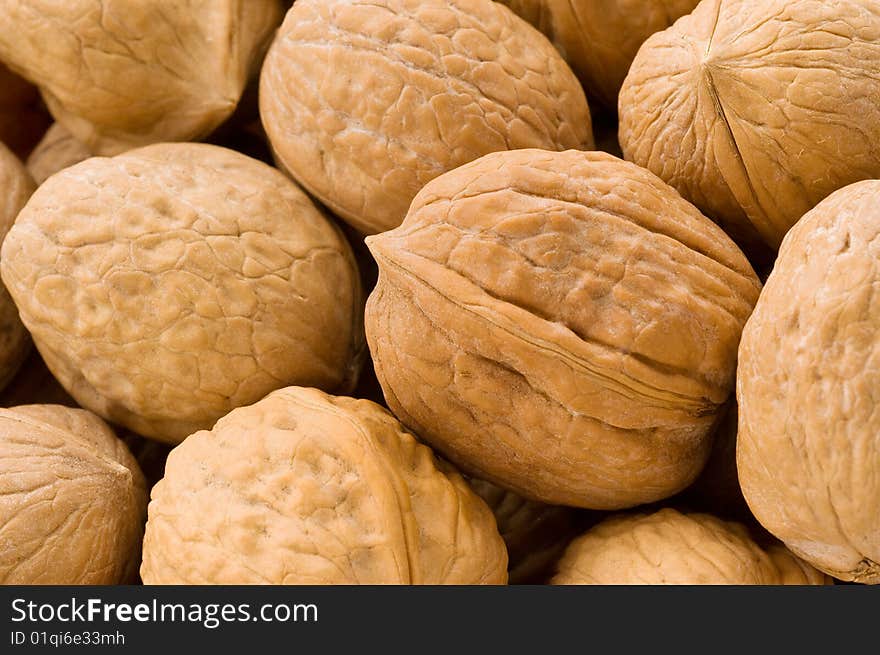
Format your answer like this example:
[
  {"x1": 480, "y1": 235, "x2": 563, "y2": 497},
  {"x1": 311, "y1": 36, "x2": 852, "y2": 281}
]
[
  {"x1": 619, "y1": 0, "x2": 880, "y2": 250},
  {"x1": 0, "y1": 144, "x2": 34, "y2": 391},
  {"x1": 365, "y1": 149, "x2": 761, "y2": 509},
  {"x1": 0, "y1": 142, "x2": 364, "y2": 444},
  {"x1": 0, "y1": 0, "x2": 283, "y2": 155},
  {"x1": 0, "y1": 404, "x2": 147, "y2": 584},
  {"x1": 26, "y1": 122, "x2": 92, "y2": 185},
  {"x1": 469, "y1": 477, "x2": 580, "y2": 583},
  {"x1": 260, "y1": 0, "x2": 594, "y2": 235},
  {"x1": 498, "y1": 0, "x2": 700, "y2": 108},
  {"x1": 737, "y1": 180, "x2": 880, "y2": 584},
  {"x1": 552, "y1": 509, "x2": 829, "y2": 585},
  {"x1": 141, "y1": 387, "x2": 508, "y2": 584}
]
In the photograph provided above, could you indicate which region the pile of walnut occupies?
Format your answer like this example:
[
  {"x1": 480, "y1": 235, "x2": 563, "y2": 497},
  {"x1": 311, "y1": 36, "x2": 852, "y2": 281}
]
[{"x1": 0, "y1": 0, "x2": 877, "y2": 586}]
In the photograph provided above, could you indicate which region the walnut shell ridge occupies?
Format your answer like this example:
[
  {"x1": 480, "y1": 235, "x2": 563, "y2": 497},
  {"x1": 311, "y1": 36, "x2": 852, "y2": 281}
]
[
  {"x1": 141, "y1": 386, "x2": 508, "y2": 585},
  {"x1": 619, "y1": 0, "x2": 880, "y2": 251},
  {"x1": 0, "y1": 404, "x2": 147, "y2": 584},
  {"x1": 1, "y1": 142, "x2": 364, "y2": 444},
  {"x1": 259, "y1": 0, "x2": 594, "y2": 235},
  {"x1": 365, "y1": 148, "x2": 761, "y2": 509},
  {"x1": 737, "y1": 180, "x2": 880, "y2": 584}
]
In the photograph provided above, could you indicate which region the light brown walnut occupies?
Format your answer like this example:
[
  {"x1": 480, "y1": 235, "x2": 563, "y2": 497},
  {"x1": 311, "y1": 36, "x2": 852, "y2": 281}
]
[
  {"x1": 0, "y1": 1, "x2": 284, "y2": 155},
  {"x1": 260, "y1": 0, "x2": 594, "y2": 235},
  {"x1": 0, "y1": 404, "x2": 147, "y2": 584},
  {"x1": 619, "y1": 0, "x2": 880, "y2": 251},
  {"x1": 738, "y1": 180, "x2": 880, "y2": 584},
  {"x1": 141, "y1": 386, "x2": 508, "y2": 585},
  {"x1": 365, "y1": 149, "x2": 761, "y2": 509},
  {"x1": 1, "y1": 142, "x2": 364, "y2": 444},
  {"x1": 552, "y1": 508, "x2": 830, "y2": 585}
]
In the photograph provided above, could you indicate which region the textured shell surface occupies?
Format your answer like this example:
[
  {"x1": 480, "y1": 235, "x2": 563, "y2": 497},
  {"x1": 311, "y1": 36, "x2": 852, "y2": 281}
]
[
  {"x1": 737, "y1": 180, "x2": 880, "y2": 584},
  {"x1": 140, "y1": 386, "x2": 508, "y2": 585},
  {"x1": 365, "y1": 148, "x2": 761, "y2": 509},
  {"x1": 260, "y1": 0, "x2": 594, "y2": 234},
  {"x1": 1, "y1": 142, "x2": 364, "y2": 444}
]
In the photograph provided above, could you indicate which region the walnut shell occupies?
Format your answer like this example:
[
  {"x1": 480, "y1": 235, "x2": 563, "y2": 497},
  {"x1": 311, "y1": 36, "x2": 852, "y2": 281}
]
[
  {"x1": 141, "y1": 386, "x2": 508, "y2": 584},
  {"x1": 737, "y1": 180, "x2": 880, "y2": 584},
  {"x1": 365, "y1": 149, "x2": 761, "y2": 509},
  {"x1": 497, "y1": 0, "x2": 700, "y2": 109},
  {"x1": 25, "y1": 123, "x2": 92, "y2": 185},
  {"x1": 0, "y1": 144, "x2": 34, "y2": 391},
  {"x1": 259, "y1": 0, "x2": 594, "y2": 235},
  {"x1": 619, "y1": 0, "x2": 880, "y2": 251},
  {"x1": 0, "y1": 404, "x2": 147, "y2": 584},
  {"x1": 0, "y1": 1, "x2": 284, "y2": 155},
  {"x1": 0, "y1": 142, "x2": 364, "y2": 444},
  {"x1": 552, "y1": 508, "x2": 830, "y2": 585}
]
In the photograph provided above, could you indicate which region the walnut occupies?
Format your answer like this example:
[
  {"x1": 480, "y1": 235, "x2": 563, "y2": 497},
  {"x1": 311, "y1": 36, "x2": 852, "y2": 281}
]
[
  {"x1": 1, "y1": 143, "x2": 364, "y2": 444},
  {"x1": 259, "y1": 0, "x2": 593, "y2": 234},
  {"x1": 738, "y1": 180, "x2": 880, "y2": 584},
  {"x1": 0, "y1": 404, "x2": 147, "y2": 584},
  {"x1": 619, "y1": 0, "x2": 880, "y2": 251},
  {"x1": 0, "y1": 1, "x2": 284, "y2": 155},
  {"x1": 365, "y1": 148, "x2": 761, "y2": 509},
  {"x1": 141, "y1": 387, "x2": 508, "y2": 584}
]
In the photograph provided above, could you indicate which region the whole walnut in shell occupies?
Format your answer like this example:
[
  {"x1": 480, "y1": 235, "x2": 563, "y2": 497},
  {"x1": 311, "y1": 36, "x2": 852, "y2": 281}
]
[
  {"x1": 619, "y1": 0, "x2": 880, "y2": 251},
  {"x1": 0, "y1": 1, "x2": 284, "y2": 155},
  {"x1": 497, "y1": 0, "x2": 700, "y2": 109},
  {"x1": 0, "y1": 144, "x2": 35, "y2": 391},
  {"x1": 141, "y1": 387, "x2": 508, "y2": 584},
  {"x1": 552, "y1": 509, "x2": 830, "y2": 585},
  {"x1": 737, "y1": 180, "x2": 880, "y2": 584},
  {"x1": 259, "y1": 0, "x2": 594, "y2": 235},
  {"x1": 0, "y1": 143, "x2": 364, "y2": 444},
  {"x1": 26, "y1": 123, "x2": 92, "y2": 185},
  {"x1": 365, "y1": 149, "x2": 761, "y2": 509},
  {"x1": 0, "y1": 404, "x2": 147, "y2": 584}
]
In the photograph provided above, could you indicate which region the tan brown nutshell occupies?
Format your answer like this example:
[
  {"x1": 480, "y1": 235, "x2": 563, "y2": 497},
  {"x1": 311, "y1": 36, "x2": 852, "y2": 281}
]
[
  {"x1": 0, "y1": 142, "x2": 364, "y2": 444},
  {"x1": 0, "y1": 144, "x2": 35, "y2": 391},
  {"x1": 141, "y1": 387, "x2": 508, "y2": 584},
  {"x1": 25, "y1": 123, "x2": 92, "y2": 185},
  {"x1": 259, "y1": 0, "x2": 594, "y2": 235},
  {"x1": 619, "y1": 0, "x2": 880, "y2": 251},
  {"x1": 0, "y1": 1, "x2": 284, "y2": 155},
  {"x1": 737, "y1": 180, "x2": 880, "y2": 584},
  {"x1": 0, "y1": 404, "x2": 147, "y2": 584},
  {"x1": 469, "y1": 477, "x2": 582, "y2": 584},
  {"x1": 552, "y1": 509, "x2": 830, "y2": 585},
  {"x1": 497, "y1": 0, "x2": 700, "y2": 109},
  {"x1": 365, "y1": 149, "x2": 761, "y2": 509}
]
